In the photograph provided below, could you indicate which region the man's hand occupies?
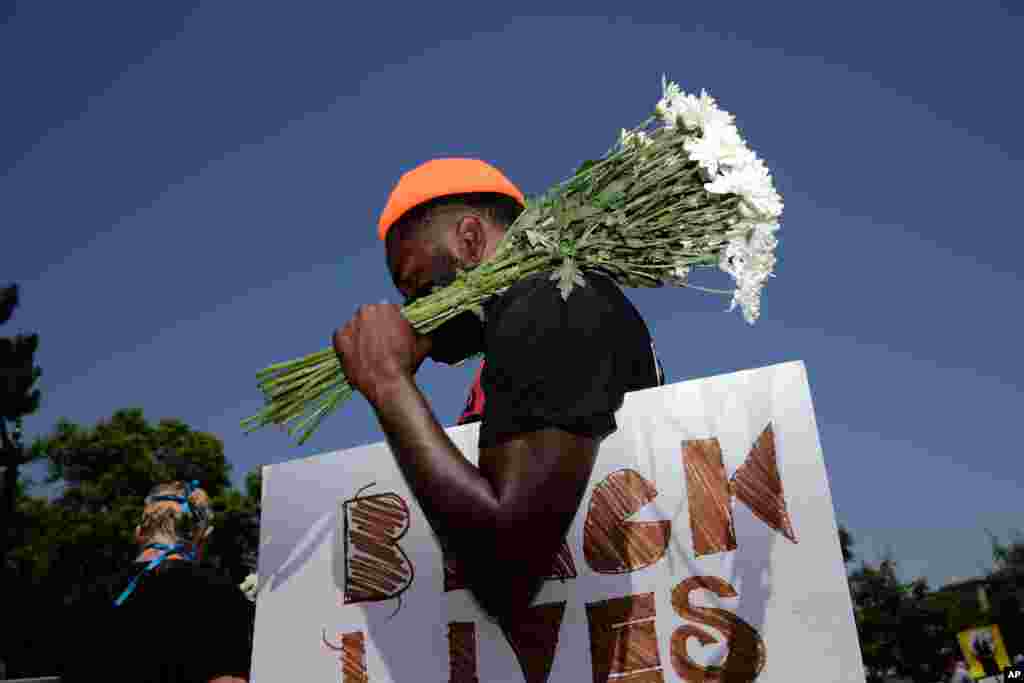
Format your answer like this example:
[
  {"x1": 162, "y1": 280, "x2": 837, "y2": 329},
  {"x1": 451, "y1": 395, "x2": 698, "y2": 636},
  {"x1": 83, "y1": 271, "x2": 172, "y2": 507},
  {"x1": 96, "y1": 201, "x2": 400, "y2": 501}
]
[{"x1": 333, "y1": 303, "x2": 432, "y2": 405}]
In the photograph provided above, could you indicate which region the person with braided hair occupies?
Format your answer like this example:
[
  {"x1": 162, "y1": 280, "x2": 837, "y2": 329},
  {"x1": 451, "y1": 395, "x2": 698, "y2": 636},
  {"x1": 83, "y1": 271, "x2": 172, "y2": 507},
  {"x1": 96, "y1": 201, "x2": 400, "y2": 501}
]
[{"x1": 58, "y1": 480, "x2": 255, "y2": 683}]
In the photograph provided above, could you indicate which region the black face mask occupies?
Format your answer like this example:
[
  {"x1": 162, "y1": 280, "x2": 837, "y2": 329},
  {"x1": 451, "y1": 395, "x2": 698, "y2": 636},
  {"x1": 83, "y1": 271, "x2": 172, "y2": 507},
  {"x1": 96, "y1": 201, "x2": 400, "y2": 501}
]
[{"x1": 413, "y1": 251, "x2": 487, "y2": 366}]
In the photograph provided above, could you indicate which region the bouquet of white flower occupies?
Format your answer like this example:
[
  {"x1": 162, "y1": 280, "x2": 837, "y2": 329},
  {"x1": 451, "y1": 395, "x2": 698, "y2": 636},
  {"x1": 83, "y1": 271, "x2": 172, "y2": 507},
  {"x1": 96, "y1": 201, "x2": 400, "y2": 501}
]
[
  {"x1": 240, "y1": 573, "x2": 258, "y2": 603},
  {"x1": 242, "y1": 76, "x2": 784, "y2": 445}
]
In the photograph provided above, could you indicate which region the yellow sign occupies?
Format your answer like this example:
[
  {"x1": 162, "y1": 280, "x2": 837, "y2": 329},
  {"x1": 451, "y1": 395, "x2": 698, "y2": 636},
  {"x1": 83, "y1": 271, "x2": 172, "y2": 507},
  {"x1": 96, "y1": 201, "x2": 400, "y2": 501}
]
[{"x1": 958, "y1": 624, "x2": 1010, "y2": 679}]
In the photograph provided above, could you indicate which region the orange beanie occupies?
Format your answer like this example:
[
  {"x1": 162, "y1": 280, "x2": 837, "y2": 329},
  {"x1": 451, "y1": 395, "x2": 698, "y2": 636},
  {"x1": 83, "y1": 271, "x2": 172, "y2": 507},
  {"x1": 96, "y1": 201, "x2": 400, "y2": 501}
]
[{"x1": 378, "y1": 158, "x2": 526, "y2": 241}]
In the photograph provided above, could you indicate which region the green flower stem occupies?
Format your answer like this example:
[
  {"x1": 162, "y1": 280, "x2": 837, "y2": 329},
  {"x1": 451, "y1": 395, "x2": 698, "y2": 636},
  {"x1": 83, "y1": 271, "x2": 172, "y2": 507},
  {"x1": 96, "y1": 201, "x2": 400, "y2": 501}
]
[
  {"x1": 256, "y1": 349, "x2": 333, "y2": 377},
  {"x1": 264, "y1": 378, "x2": 342, "y2": 417},
  {"x1": 679, "y1": 282, "x2": 733, "y2": 295},
  {"x1": 265, "y1": 378, "x2": 337, "y2": 411},
  {"x1": 264, "y1": 359, "x2": 340, "y2": 391},
  {"x1": 261, "y1": 358, "x2": 339, "y2": 389},
  {"x1": 288, "y1": 387, "x2": 348, "y2": 441}
]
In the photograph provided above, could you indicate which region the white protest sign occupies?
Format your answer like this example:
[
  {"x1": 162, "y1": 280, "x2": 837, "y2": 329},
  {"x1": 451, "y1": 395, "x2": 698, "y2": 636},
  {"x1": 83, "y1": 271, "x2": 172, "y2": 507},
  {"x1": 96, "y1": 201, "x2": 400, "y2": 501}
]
[{"x1": 252, "y1": 361, "x2": 865, "y2": 682}]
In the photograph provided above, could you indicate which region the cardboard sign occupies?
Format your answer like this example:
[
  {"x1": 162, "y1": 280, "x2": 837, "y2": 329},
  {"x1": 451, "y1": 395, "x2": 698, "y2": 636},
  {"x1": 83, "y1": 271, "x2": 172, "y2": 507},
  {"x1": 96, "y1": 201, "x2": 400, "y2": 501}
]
[
  {"x1": 251, "y1": 361, "x2": 864, "y2": 682},
  {"x1": 959, "y1": 625, "x2": 1011, "y2": 680}
]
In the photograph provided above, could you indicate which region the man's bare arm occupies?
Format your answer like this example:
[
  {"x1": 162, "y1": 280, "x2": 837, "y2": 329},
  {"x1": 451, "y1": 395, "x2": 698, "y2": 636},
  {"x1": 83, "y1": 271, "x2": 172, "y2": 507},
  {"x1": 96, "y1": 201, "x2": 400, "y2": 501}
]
[{"x1": 368, "y1": 374, "x2": 600, "y2": 619}]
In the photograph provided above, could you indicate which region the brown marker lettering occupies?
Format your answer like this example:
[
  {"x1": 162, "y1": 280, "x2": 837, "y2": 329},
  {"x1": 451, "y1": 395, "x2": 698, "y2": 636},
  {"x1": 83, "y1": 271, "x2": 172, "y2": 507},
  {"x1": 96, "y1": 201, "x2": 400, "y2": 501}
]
[
  {"x1": 323, "y1": 629, "x2": 368, "y2": 683},
  {"x1": 447, "y1": 621, "x2": 479, "y2": 683},
  {"x1": 443, "y1": 541, "x2": 576, "y2": 593},
  {"x1": 669, "y1": 576, "x2": 766, "y2": 682},
  {"x1": 685, "y1": 423, "x2": 797, "y2": 559},
  {"x1": 341, "y1": 484, "x2": 415, "y2": 606},
  {"x1": 585, "y1": 593, "x2": 666, "y2": 683},
  {"x1": 584, "y1": 469, "x2": 671, "y2": 574}
]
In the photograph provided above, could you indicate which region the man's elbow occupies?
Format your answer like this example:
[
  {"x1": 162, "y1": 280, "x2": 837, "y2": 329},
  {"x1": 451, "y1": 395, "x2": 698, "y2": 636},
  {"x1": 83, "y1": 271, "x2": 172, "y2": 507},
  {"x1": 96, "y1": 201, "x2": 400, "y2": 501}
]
[
  {"x1": 467, "y1": 561, "x2": 546, "y2": 622},
  {"x1": 470, "y1": 583, "x2": 539, "y2": 623},
  {"x1": 461, "y1": 516, "x2": 566, "y2": 621}
]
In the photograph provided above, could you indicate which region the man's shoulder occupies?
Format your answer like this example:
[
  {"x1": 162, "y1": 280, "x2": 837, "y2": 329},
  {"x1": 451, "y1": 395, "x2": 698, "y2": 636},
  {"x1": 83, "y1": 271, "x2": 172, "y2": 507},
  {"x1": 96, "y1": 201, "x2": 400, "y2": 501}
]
[
  {"x1": 491, "y1": 267, "x2": 632, "y2": 318},
  {"x1": 499, "y1": 267, "x2": 620, "y2": 294}
]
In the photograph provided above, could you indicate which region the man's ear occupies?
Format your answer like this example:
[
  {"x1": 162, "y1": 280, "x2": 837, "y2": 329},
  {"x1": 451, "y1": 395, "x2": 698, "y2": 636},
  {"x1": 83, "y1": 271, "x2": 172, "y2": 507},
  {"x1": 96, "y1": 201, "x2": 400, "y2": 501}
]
[{"x1": 453, "y1": 214, "x2": 487, "y2": 265}]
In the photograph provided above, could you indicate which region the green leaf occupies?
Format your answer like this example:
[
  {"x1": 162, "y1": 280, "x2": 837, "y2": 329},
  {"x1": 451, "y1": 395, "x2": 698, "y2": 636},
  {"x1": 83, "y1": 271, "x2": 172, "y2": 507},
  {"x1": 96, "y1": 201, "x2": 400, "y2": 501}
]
[
  {"x1": 553, "y1": 199, "x2": 574, "y2": 230},
  {"x1": 558, "y1": 238, "x2": 578, "y2": 259},
  {"x1": 574, "y1": 159, "x2": 599, "y2": 176},
  {"x1": 603, "y1": 177, "x2": 633, "y2": 196},
  {"x1": 594, "y1": 178, "x2": 632, "y2": 210},
  {"x1": 525, "y1": 229, "x2": 555, "y2": 251},
  {"x1": 550, "y1": 259, "x2": 587, "y2": 301},
  {"x1": 514, "y1": 204, "x2": 542, "y2": 230}
]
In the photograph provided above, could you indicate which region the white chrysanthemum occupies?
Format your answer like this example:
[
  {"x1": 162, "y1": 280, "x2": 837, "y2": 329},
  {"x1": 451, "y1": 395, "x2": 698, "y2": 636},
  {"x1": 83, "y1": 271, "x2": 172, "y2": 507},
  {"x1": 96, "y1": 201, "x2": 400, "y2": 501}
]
[
  {"x1": 719, "y1": 223, "x2": 779, "y2": 324},
  {"x1": 684, "y1": 120, "x2": 753, "y2": 178},
  {"x1": 240, "y1": 573, "x2": 258, "y2": 602},
  {"x1": 658, "y1": 81, "x2": 735, "y2": 133},
  {"x1": 705, "y1": 156, "x2": 783, "y2": 220},
  {"x1": 661, "y1": 75, "x2": 682, "y2": 100},
  {"x1": 663, "y1": 152, "x2": 686, "y2": 168},
  {"x1": 686, "y1": 90, "x2": 734, "y2": 131},
  {"x1": 655, "y1": 75, "x2": 683, "y2": 119},
  {"x1": 620, "y1": 127, "x2": 652, "y2": 148}
]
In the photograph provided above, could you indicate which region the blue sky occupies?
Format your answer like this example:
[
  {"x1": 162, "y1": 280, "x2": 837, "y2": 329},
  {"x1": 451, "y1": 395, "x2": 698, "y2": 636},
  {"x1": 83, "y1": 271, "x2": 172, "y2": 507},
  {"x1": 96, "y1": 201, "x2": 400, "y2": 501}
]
[{"x1": 3, "y1": 1, "x2": 1021, "y2": 590}]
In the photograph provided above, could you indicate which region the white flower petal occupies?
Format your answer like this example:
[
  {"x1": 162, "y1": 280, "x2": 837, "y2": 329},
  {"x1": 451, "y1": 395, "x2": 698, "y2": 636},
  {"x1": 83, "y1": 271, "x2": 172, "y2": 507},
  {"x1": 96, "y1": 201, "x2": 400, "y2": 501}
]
[{"x1": 621, "y1": 127, "x2": 653, "y2": 149}]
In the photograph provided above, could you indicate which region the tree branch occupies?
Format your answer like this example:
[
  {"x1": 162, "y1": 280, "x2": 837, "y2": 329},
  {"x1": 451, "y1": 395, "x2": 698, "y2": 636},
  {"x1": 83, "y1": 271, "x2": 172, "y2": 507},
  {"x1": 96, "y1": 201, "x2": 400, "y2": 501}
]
[
  {"x1": 0, "y1": 420, "x2": 32, "y2": 466},
  {"x1": 0, "y1": 419, "x2": 12, "y2": 453}
]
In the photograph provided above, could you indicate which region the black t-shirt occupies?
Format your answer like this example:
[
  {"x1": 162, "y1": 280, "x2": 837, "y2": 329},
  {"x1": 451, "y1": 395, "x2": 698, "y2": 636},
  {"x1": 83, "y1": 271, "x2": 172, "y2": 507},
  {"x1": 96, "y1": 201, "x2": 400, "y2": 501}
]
[
  {"x1": 457, "y1": 268, "x2": 665, "y2": 448},
  {"x1": 59, "y1": 559, "x2": 255, "y2": 683}
]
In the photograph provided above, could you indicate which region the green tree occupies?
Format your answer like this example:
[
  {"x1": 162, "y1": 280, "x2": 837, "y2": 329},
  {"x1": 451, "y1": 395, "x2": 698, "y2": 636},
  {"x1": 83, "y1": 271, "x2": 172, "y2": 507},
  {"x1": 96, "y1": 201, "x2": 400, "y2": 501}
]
[
  {"x1": 206, "y1": 462, "x2": 262, "y2": 584},
  {"x1": 849, "y1": 551, "x2": 951, "y2": 683},
  {"x1": 245, "y1": 466, "x2": 262, "y2": 504},
  {"x1": 988, "y1": 529, "x2": 1024, "y2": 574},
  {"x1": 3, "y1": 408, "x2": 260, "y2": 678},
  {"x1": 34, "y1": 408, "x2": 254, "y2": 590},
  {"x1": 982, "y1": 530, "x2": 1024, "y2": 660},
  {"x1": 839, "y1": 523, "x2": 855, "y2": 566},
  {"x1": 0, "y1": 283, "x2": 44, "y2": 577}
]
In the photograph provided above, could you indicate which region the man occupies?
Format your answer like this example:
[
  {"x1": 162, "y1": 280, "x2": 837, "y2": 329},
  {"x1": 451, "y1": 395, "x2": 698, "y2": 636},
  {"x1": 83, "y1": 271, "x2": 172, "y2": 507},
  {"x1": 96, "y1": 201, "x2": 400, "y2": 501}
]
[
  {"x1": 333, "y1": 158, "x2": 664, "y2": 623},
  {"x1": 59, "y1": 481, "x2": 255, "y2": 683}
]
